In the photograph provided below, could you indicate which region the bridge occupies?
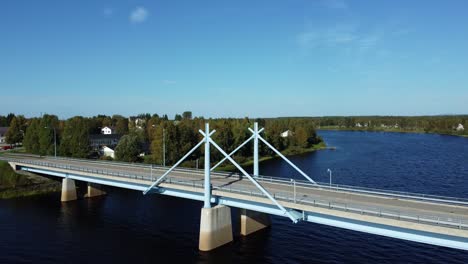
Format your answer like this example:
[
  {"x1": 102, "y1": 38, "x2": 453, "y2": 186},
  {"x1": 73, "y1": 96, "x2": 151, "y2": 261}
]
[{"x1": 2, "y1": 123, "x2": 468, "y2": 252}]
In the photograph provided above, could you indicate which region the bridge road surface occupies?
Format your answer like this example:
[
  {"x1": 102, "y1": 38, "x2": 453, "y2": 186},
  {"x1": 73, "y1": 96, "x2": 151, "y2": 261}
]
[{"x1": 4, "y1": 155, "x2": 468, "y2": 244}]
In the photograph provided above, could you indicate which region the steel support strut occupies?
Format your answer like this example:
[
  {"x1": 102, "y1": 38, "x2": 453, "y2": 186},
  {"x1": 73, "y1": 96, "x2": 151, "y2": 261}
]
[
  {"x1": 211, "y1": 134, "x2": 255, "y2": 171},
  {"x1": 253, "y1": 122, "x2": 259, "y2": 177},
  {"x1": 203, "y1": 123, "x2": 211, "y2": 208},
  {"x1": 211, "y1": 122, "x2": 264, "y2": 171},
  {"x1": 208, "y1": 138, "x2": 299, "y2": 223},
  {"x1": 256, "y1": 135, "x2": 317, "y2": 185}
]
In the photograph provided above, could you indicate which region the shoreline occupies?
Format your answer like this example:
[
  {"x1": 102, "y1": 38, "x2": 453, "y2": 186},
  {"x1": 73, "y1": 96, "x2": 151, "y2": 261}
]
[
  {"x1": 214, "y1": 142, "x2": 331, "y2": 172},
  {"x1": 317, "y1": 127, "x2": 468, "y2": 138},
  {"x1": 0, "y1": 161, "x2": 61, "y2": 199}
]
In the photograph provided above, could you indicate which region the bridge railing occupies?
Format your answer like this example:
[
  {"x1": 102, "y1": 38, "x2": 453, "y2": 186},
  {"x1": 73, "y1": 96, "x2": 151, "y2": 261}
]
[
  {"x1": 4, "y1": 157, "x2": 468, "y2": 230},
  {"x1": 10, "y1": 155, "x2": 468, "y2": 206},
  {"x1": 5, "y1": 155, "x2": 468, "y2": 206},
  {"x1": 251, "y1": 174, "x2": 468, "y2": 206},
  {"x1": 165, "y1": 175, "x2": 468, "y2": 231}
]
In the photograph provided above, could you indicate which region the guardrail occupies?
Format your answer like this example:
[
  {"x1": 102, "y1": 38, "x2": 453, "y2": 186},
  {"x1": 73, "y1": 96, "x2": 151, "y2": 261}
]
[
  {"x1": 253, "y1": 175, "x2": 468, "y2": 206},
  {"x1": 3, "y1": 156, "x2": 468, "y2": 230},
  {"x1": 4, "y1": 155, "x2": 468, "y2": 205},
  {"x1": 7, "y1": 154, "x2": 468, "y2": 206},
  {"x1": 167, "y1": 176, "x2": 468, "y2": 231}
]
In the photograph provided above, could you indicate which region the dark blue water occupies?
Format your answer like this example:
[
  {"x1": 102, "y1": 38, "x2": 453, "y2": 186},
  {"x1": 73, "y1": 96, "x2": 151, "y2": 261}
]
[{"x1": 1, "y1": 130, "x2": 468, "y2": 263}]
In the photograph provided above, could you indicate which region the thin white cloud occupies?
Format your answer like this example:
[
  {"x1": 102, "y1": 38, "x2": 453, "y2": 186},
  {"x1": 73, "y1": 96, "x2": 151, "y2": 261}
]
[
  {"x1": 358, "y1": 34, "x2": 380, "y2": 50},
  {"x1": 297, "y1": 31, "x2": 319, "y2": 49},
  {"x1": 162, "y1": 80, "x2": 176, "y2": 85},
  {"x1": 297, "y1": 24, "x2": 358, "y2": 49},
  {"x1": 321, "y1": 0, "x2": 347, "y2": 9},
  {"x1": 130, "y1": 7, "x2": 149, "y2": 24},
  {"x1": 391, "y1": 28, "x2": 412, "y2": 37},
  {"x1": 296, "y1": 24, "x2": 380, "y2": 52},
  {"x1": 103, "y1": 8, "x2": 113, "y2": 17}
]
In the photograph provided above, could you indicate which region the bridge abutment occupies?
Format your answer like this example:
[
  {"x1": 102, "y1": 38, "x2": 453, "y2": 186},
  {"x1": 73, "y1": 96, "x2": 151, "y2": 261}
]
[
  {"x1": 240, "y1": 209, "x2": 271, "y2": 236},
  {"x1": 61, "y1": 178, "x2": 77, "y2": 202},
  {"x1": 8, "y1": 162, "x2": 18, "y2": 171},
  {"x1": 199, "y1": 205, "x2": 233, "y2": 251},
  {"x1": 84, "y1": 183, "x2": 106, "y2": 198}
]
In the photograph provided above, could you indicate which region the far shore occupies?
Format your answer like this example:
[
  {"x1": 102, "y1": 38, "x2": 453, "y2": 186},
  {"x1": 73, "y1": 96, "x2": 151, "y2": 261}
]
[
  {"x1": 215, "y1": 142, "x2": 333, "y2": 172},
  {"x1": 317, "y1": 126, "x2": 467, "y2": 138}
]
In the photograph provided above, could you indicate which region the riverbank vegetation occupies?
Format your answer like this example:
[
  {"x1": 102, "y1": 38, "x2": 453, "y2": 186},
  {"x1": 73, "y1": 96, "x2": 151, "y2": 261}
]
[
  {"x1": 0, "y1": 161, "x2": 61, "y2": 199},
  {"x1": 0, "y1": 113, "x2": 324, "y2": 167}
]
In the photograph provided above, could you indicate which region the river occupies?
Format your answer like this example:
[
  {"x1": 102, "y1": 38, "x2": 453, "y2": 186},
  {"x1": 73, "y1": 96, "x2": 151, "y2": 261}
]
[{"x1": 1, "y1": 130, "x2": 467, "y2": 263}]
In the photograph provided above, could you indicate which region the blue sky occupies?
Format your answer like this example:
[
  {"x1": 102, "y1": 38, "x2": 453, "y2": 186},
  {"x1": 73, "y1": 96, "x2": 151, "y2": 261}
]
[{"x1": 1, "y1": 0, "x2": 467, "y2": 118}]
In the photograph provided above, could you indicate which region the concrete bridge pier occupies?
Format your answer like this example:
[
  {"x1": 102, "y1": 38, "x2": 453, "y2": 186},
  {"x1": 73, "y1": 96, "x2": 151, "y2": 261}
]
[
  {"x1": 61, "y1": 178, "x2": 77, "y2": 202},
  {"x1": 84, "y1": 183, "x2": 106, "y2": 198},
  {"x1": 240, "y1": 209, "x2": 271, "y2": 236},
  {"x1": 199, "y1": 205, "x2": 233, "y2": 251}
]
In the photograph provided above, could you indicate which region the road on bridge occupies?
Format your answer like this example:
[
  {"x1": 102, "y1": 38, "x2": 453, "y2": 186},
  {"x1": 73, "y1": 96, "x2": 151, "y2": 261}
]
[{"x1": 5, "y1": 154, "x2": 468, "y2": 230}]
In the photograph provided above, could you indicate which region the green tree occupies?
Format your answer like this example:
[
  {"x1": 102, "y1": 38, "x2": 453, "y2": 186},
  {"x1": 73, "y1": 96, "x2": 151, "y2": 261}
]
[
  {"x1": 174, "y1": 114, "x2": 182, "y2": 121},
  {"x1": 38, "y1": 114, "x2": 59, "y2": 156},
  {"x1": 115, "y1": 116, "x2": 129, "y2": 135},
  {"x1": 164, "y1": 123, "x2": 180, "y2": 164},
  {"x1": 59, "y1": 116, "x2": 90, "y2": 158},
  {"x1": 0, "y1": 115, "x2": 8, "y2": 126},
  {"x1": 182, "y1": 111, "x2": 192, "y2": 120},
  {"x1": 5, "y1": 115, "x2": 26, "y2": 145},
  {"x1": 23, "y1": 119, "x2": 41, "y2": 154},
  {"x1": 6, "y1": 113, "x2": 15, "y2": 126},
  {"x1": 150, "y1": 126, "x2": 164, "y2": 164},
  {"x1": 115, "y1": 134, "x2": 142, "y2": 162}
]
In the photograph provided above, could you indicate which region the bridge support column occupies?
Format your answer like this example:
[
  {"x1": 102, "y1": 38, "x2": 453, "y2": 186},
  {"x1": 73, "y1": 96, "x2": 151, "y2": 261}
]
[
  {"x1": 61, "y1": 178, "x2": 77, "y2": 202},
  {"x1": 84, "y1": 183, "x2": 106, "y2": 198},
  {"x1": 240, "y1": 209, "x2": 271, "y2": 236},
  {"x1": 199, "y1": 205, "x2": 233, "y2": 251}
]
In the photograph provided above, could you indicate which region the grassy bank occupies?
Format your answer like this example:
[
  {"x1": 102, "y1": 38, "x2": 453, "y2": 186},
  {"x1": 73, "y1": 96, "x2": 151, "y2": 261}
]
[
  {"x1": 215, "y1": 141, "x2": 328, "y2": 172},
  {"x1": 0, "y1": 161, "x2": 61, "y2": 199}
]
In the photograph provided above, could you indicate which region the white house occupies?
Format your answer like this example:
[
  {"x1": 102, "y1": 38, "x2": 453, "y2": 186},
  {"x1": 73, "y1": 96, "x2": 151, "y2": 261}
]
[
  {"x1": 456, "y1": 123, "x2": 464, "y2": 131},
  {"x1": 101, "y1": 126, "x2": 116, "y2": 135},
  {"x1": 355, "y1": 123, "x2": 362, "y2": 128},
  {"x1": 280, "y1": 130, "x2": 294, "y2": 138},
  {"x1": 135, "y1": 118, "x2": 145, "y2": 130},
  {"x1": 0, "y1": 127, "x2": 8, "y2": 144},
  {"x1": 101, "y1": 146, "x2": 115, "y2": 159}
]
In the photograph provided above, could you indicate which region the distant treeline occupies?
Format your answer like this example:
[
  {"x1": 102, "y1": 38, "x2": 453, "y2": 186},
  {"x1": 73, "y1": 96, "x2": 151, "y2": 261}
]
[
  {"x1": 304, "y1": 115, "x2": 468, "y2": 135},
  {"x1": 0, "y1": 113, "x2": 323, "y2": 166}
]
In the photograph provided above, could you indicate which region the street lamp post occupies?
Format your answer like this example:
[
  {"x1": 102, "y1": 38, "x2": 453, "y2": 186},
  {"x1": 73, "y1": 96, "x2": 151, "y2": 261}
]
[
  {"x1": 291, "y1": 179, "x2": 296, "y2": 203},
  {"x1": 327, "y1": 168, "x2": 332, "y2": 188},
  {"x1": 150, "y1": 164, "x2": 153, "y2": 181},
  {"x1": 163, "y1": 128, "x2": 166, "y2": 167}
]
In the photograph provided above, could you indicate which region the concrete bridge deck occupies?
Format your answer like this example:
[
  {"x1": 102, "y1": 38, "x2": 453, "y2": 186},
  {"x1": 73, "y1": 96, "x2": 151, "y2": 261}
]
[{"x1": 3, "y1": 154, "x2": 468, "y2": 250}]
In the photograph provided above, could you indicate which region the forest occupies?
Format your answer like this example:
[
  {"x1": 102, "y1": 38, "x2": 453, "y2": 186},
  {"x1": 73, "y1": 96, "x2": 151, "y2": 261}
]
[
  {"x1": 307, "y1": 115, "x2": 468, "y2": 136},
  {"x1": 0, "y1": 112, "x2": 323, "y2": 168},
  {"x1": 3, "y1": 113, "x2": 466, "y2": 167}
]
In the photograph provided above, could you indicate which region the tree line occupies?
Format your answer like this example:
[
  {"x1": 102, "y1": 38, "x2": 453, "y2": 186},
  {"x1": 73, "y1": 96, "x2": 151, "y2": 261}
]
[
  {"x1": 1, "y1": 113, "x2": 323, "y2": 166},
  {"x1": 309, "y1": 115, "x2": 468, "y2": 135}
]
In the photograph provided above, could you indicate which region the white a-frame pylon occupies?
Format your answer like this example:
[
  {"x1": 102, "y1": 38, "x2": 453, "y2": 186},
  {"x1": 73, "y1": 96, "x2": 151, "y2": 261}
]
[{"x1": 143, "y1": 122, "x2": 316, "y2": 223}]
